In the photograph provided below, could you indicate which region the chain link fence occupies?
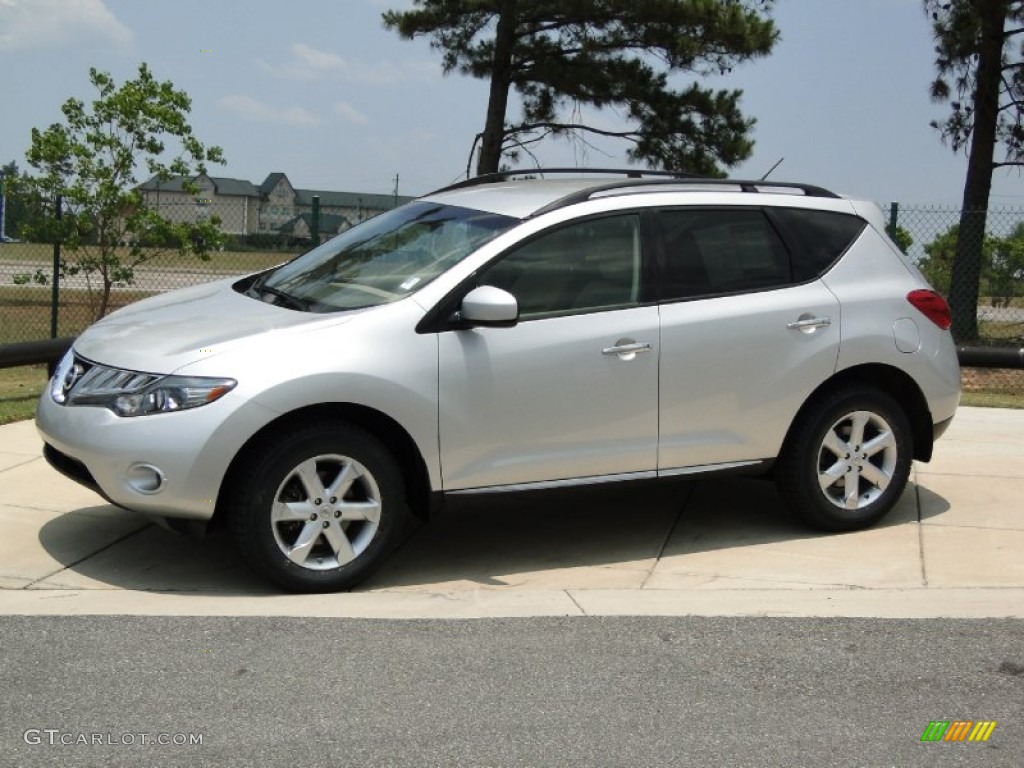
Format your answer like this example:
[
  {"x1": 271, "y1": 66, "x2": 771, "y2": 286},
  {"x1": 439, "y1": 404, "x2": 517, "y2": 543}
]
[
  {"x1": 888, "y1": 203, "x2": 1024, "y2": 403},
  {"x1": 0, "y1": 193, "x2": 393, "y2": 346},
  {"x1": 2, "y1": 192, "x2": 1023, "y2": 401}
]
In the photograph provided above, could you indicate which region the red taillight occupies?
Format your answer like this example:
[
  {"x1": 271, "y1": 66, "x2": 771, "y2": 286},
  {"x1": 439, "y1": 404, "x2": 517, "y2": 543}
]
[{"x1": 907, "y1": 289, "x2": 952, "y2": 330}]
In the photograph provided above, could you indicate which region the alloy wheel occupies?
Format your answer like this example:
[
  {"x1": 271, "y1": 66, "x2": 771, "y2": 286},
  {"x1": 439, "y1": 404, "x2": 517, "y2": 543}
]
[
  {"x1": 270, "y1": 453, "x2": 382, "y2": 570},
  {"x1": 816, "y1": 410, "x2": 898, "y2": 511}
]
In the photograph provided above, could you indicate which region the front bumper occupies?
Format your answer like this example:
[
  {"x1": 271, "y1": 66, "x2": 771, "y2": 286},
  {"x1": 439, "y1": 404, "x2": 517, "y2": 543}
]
[
  {"x1": 35, "y1": 378, "x2": 275, "y2": 522},
  {"x1": 43, "y1": 443, "x2": 107, "y2": 500}
]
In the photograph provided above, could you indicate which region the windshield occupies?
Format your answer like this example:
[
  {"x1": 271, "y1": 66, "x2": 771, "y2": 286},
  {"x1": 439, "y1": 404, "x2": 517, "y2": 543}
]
[{"x1": 255, "y1": 202, "x2": 518, "y2": 312}]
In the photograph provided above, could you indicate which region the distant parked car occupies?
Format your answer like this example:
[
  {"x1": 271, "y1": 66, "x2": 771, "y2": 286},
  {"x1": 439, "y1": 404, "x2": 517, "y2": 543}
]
[{"x1": 37, "y1": 170, "x2": 961, "y2": 592}]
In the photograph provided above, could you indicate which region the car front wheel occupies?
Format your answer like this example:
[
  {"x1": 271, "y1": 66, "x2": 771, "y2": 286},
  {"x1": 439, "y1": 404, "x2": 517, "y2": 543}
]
[
  {"x1": 228, "y1": 422, "x2": 411, "y2": 592},
  {"x1": 777, "y1": 387, "x2": 913, "y2": 531}
]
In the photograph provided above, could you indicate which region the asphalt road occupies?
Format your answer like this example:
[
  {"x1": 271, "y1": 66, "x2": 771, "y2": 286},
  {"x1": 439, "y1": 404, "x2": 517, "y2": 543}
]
[{"x1": 1, "y1": 616, "x2": 1021, "y2": 768}]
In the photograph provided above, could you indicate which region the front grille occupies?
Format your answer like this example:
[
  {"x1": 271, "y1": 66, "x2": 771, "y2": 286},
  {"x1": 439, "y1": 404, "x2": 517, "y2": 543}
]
[{"x1": 53, "y1": 353, "x2": 162, "y2": 407}]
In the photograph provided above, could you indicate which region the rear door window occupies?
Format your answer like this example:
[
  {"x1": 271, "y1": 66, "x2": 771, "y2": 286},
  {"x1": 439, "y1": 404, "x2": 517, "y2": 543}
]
[{"x1": 656, "y1": 208, "x2": 791, "y2": 301}]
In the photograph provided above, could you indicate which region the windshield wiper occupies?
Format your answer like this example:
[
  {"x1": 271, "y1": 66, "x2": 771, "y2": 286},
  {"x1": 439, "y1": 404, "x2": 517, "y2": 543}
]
[
  {"x1": 247, "y1": 270, "x2": 271, "y2": 297},
  {"x1": 256, "y1": 285, "x2": 311, "y2": 311}
]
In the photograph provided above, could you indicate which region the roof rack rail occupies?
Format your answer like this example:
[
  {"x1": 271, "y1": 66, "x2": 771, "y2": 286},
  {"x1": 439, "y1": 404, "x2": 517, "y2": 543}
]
[
  {"x1": 528, "y1": 177, "x2": 841, "y2": 217},
  {"x1": 429, "y1": 167, "x2": 703, "y2": 196}
]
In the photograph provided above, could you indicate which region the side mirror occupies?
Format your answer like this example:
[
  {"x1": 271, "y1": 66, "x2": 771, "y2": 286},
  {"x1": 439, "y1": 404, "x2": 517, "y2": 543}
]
[{"x1": 458, "y1": 286, "x2": 519, "y2": 328}]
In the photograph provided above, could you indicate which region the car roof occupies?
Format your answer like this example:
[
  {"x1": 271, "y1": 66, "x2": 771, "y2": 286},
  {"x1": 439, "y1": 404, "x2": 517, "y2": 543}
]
[
  {"x1": 418, "y1": 171, "x2": 844, "y2": 220},
  {"x1": 420, "y1": 179, "x2": 608, "y2": 219}
]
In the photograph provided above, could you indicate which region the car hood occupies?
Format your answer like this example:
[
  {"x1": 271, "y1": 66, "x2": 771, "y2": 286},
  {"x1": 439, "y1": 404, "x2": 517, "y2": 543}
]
[{"x1": 73, "y1": 277, "x2": 353, "y2": 373}]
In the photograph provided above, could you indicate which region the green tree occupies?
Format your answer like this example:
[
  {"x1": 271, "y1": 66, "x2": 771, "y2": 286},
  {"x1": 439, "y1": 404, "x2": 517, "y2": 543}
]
[
  {"x1": 918, "y1": 223, "x2": 996, "y2": 300},
  {"x1": 886, "y1": 223, "x2": 914, "y2": 254},
  {"x1": 919, "y1": 225, "x2": 959, "y2": 296},
  {"x1": 21, "y1": 63, "x2": 225, "y2": 320},
  {"x1": 1, "y1": 161, "x2": 31, "y2": 239},
  {"x1": 924, "y1": 0, "x2": 1024, "y2": 341},
  {"x1": 384, "y1": 0, "x2": 777, "y2": 176},
  {"x1": 987, "y1": 222, "x2": 1024, "y2": 307}
]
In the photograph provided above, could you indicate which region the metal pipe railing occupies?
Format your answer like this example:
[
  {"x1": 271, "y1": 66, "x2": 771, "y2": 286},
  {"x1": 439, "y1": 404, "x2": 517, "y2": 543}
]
[
  {"x1": 0, "y1": 337, "x2": 74, "y2": 373},
  {"x1": 956, "y1": 345, "x2": 1024, "y2": 369}
]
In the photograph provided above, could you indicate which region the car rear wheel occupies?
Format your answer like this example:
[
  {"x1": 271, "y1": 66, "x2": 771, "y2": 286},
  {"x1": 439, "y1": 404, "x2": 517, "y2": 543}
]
[
  {"x1": 228, "y1": 422, "x2": 411, "y2": 592},
  {"x1": 777, "y1": 387, "x2": 913, "y2": 531}
]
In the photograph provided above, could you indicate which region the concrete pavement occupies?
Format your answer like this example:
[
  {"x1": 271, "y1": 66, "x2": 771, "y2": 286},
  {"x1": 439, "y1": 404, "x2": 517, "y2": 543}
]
[{"x1": 0, "y1": 407, "x2": 1021, "y2": 618}]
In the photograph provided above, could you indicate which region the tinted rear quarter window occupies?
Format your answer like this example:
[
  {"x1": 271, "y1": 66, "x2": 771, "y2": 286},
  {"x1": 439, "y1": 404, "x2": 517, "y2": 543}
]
[{"x1": 768, "y1": 208, "x2": 866, "y2": 282}]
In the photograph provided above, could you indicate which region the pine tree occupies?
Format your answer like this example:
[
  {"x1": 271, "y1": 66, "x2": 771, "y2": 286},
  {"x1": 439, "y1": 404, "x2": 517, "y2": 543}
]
[
  {"x1": 925, "y1": 0, "x2": 1024, "y2": 341},
  {"x1": 384, "y1": 0, "x2": 777, "y2": 176}
]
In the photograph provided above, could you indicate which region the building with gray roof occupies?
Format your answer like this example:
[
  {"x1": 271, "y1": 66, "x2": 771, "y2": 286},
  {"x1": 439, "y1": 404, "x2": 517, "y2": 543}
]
[{"x1": 137, "y1": 172, "x2": 413, "y2": 239}]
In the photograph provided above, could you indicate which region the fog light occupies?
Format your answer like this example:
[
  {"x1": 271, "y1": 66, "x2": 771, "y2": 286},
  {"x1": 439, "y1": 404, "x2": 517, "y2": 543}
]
[{"x1": 125, "y1": 464, "x2": 165, "y2": 494}]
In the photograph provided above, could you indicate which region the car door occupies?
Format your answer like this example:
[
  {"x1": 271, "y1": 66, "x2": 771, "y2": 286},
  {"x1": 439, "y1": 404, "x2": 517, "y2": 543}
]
[
  {"x1": 437, "y1": 213, "x2": 660, "y2": 490},
  {"x1": 654, "y1": 207, "x2": 842, "y2": 472}
]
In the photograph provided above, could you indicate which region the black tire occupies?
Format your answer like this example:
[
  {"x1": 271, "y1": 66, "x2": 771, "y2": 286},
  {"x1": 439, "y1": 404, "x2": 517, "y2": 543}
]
[
  {"x1": 228, "y1": 421, "x2": 411, "y2": 592},
  {"x1": 776, "y1": 387, "x2": 913, "y2": 532}
]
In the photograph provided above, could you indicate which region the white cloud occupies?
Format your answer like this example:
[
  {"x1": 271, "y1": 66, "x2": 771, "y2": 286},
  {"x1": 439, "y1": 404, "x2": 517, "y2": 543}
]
[
  {"x1": 0, "y1": 0, "x2": 132, "y2": 52},
  {"x1": 290, "y1": 43, "x2": 348, "y2": 79},
  {"x1": 257, "y1": 43, "x2": 348, "y2": 81},
  {"x1": 219, "y1": 95, "x2": 322, "y2": 127},
  {"x1": 334, "y1": 101, "x2": 369, "y2": 125},
  {"x1": 260, "y1": 42, "x2": 437, "y2": 85}
]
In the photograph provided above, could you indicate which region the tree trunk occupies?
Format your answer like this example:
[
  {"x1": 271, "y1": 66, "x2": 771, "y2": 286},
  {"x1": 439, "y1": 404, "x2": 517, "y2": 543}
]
[
  {"x1": 99, "y1": 278, "x2": 112, "y2": 320},
  {"x1": 476, "y1": 1, "x2": 518, "y2": 176},
  {"x1": 949, "y1": 0, "x2": 1006, "y2": 342}
]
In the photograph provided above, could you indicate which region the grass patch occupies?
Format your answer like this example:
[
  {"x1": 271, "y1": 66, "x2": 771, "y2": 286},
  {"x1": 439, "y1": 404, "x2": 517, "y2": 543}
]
[
  {"x1": 961, "y1": 391, "x2": 1024, "y2": 408},
  {"x1": 1, "y1": 245, "x2": 296, "y2": 344},
  {"x1": 979, "y1": 296, "x2": 1024, "y2": 309},
  {"x1": 0, "y1": 365, "x2": 46, "y2": 425},
  {"x1": 976, "y1": 319, "x2": 1024, "y2": 343},
  {"x1": 959, "y1": 366, "x2": 1024, "y2": 407},
  {"x1": 0, "y1": 286, "x2": 154, "y2": 344}
]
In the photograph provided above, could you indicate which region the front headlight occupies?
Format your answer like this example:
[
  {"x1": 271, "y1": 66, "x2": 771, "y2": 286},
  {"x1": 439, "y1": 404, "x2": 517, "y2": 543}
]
[{"x1": 59, "y1": 359, "x2": 236, "y2": 417}]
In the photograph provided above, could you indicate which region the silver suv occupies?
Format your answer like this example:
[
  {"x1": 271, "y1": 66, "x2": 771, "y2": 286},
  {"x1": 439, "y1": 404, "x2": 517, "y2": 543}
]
[{"x1": 37, "y1": 171, "x2": 961, "y2": 592}]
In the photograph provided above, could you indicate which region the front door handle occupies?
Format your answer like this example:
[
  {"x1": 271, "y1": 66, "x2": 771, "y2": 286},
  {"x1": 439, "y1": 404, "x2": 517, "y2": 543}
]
[
  {"x1": 787, "y1": 315, "x2": 832, "y2": 334},
  {"x1": 602, "y1": 341, "x2": 652, "y2": 360}
]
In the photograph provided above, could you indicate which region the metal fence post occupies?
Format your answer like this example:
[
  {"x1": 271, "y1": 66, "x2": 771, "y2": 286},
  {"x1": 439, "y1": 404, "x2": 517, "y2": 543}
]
[
  {"x1": 50, "y1": 195, "x2": 61, "y2": 340},
  {"x1": 310, "y1": 195, "x2": 320, "y2": 245},
  {"x1": 889, "y1": 201, "x2": 899, "y2": 237},
  {"x1": 0, "y1": 174, "x2": 7, "y2": 241}
]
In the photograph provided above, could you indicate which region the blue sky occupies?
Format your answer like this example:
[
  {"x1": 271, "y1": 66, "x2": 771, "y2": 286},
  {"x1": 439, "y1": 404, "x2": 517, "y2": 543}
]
[{"x1": 0, "y1": 0, "x2": 1021, "y2": 205}]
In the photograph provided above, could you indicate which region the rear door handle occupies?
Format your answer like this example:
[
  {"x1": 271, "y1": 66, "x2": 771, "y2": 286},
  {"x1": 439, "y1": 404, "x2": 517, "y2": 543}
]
[
  {"x1": 602, "y1": 341, "x2": 652, "y2": 358},
  {"x1": 787, "y1": 315, "x2": 832, "y2": 333}
]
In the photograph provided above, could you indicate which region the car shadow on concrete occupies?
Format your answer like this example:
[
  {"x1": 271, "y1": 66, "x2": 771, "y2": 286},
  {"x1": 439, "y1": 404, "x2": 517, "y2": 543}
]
[
  {"x1": 33, "y1": 507, "x2": 276, "y2": 595},
  {"x1": 363, "y1": 476, "x2": 951, "y2": 590},
  {"x1": 33, "y1": 476, "x2": 952, "y2": 595}
]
